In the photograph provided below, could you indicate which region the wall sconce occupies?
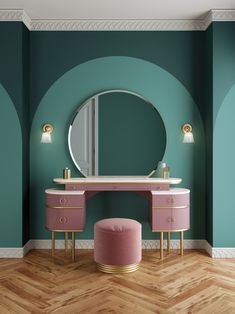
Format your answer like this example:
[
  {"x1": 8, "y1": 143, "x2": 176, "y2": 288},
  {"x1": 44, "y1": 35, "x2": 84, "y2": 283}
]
[
  {"x1": 182, "y1": 123, "x2": 194, "y2": 143},
  {"x1": 41, "y1": 123, "x2": 53, "y2": 143}
]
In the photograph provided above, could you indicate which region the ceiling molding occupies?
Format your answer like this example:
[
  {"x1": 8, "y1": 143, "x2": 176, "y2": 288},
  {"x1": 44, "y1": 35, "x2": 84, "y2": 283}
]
[
  {"x1": 0, "y1": 9, "x2": 23, "y2": 21},
  {"x1": 211, "y1": 9, "x2": 235, "y2": 21},
  {"x1": 0, "y1": 9, "x2": 235, "y2": 31},
  {"x1": 31, "y1": 19, "x2": 206, "y2": 31}
]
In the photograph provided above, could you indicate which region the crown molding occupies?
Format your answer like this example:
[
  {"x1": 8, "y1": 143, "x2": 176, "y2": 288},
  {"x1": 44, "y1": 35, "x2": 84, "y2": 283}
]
[
  {"x1": 211, "y1": 9, "x2": 235, "y2": 21},
  {"x1": 0, "y1": 9, "x2": 23, "y2": 21},
  {"x1": 0, "y1": 9, "x2": 235, "y2": 31},
  {"x1": 30, "y1": 19, "x2": 205, "y2": 31}
]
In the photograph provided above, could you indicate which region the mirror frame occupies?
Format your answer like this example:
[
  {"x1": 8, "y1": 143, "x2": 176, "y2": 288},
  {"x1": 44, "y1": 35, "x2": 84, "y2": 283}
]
[{"x1": 68, "y1": 89, "x2": 165, "y2": 177}]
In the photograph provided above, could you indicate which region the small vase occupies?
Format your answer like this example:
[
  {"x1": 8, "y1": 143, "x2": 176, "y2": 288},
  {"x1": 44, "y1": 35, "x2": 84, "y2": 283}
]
[{"x1": 155, "y1": 161, "x2": 166, "y2": 178}]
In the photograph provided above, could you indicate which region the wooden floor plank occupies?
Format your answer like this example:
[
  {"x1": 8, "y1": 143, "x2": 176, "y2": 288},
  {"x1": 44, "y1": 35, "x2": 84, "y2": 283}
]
[{"x1": 0, "y1": 249, "x2": 234, "y2": 313}]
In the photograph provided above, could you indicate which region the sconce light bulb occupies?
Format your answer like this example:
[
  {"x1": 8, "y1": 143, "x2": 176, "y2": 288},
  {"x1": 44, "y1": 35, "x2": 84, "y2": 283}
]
[
  {"x1": 183, "y1": 132, "x2": 194, "y2": 143},
  {"x1": 182, "y1": 123, "x2": 194, "y2": 143},
  {"x1": 41, "y1": 132, "x2": 52, "y2": 144},
  {"x1": 41, "y1": 123, "x2": 53, "y2": 143}
]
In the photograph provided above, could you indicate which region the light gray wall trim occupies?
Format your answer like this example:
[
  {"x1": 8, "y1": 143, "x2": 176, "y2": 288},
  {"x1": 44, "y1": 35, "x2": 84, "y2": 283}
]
[
  {"x1": 1, "y1": 240, "x2": 235, "y2": 258},
  {"x1": 0, "y1": 9, "x2": 235, "y2": 31},
  {"x1": 0, "y1": 247, "x2": 24, "y2": 258}
]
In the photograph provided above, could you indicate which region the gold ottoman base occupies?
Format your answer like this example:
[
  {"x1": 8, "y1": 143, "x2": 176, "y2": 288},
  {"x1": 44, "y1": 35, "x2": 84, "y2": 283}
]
[{"x1": 96, "y1": 262, "x2": 140, "y2": 274}]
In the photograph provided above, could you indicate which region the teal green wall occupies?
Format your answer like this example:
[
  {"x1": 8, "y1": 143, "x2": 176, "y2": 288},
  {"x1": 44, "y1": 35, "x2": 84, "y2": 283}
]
[
  {"x1": 2, "y1": 23, "x2": 235, "y2": 247},
  {"x1": 214, "y1": 84, "x2": 235, "y2": 247},
  {"x1": 0, "y1": 22, "x2": 29, "y2": 247},
  {"x1": 0, "y1": 85, "x2": 22, "y2": 247},
  {"x1": 30, "y1": 56, "x2": 205, "y2": 240},
  {"x1": 213, "y1": 23, "x2": 235, "y2": 247},
  {"x1": 205, "y1": 25, "x2": 213, "y2": 245},
  {"x1": 29, "y1": 32, "x2": 206, "y2": 123},
  {"x1": 98, "y1": 92, "x2": 166, "y2": 175}
]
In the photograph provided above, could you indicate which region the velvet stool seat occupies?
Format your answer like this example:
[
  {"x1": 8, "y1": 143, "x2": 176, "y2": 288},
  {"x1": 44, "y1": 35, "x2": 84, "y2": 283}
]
[{"x1": 94, "y1": 218, "x2": 142, "y2": 273}]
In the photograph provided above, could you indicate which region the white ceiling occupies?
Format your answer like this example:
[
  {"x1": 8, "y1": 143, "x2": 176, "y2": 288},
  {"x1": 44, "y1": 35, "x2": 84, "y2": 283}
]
[{"x1": 0, "y1": 0, "x2": 235, "y2": 20}]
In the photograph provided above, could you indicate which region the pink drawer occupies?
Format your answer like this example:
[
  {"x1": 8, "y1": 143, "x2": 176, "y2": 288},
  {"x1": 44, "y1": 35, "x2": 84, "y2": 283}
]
[
  {"x1": 46, "y1": 207, "x2": 85, "y2": 231},
  {"x1": 152, "y1": 207, "x2": 189, "y2": 231},
  {"x1": 171, "y1": 208, "x2": 190, "y2": 230},
  {"x1": 152, "y1": 193, "x2": 189, "y2": 207},
  {"x1": 66, "y1": 183, "x2": 169, "y2": 191},
  {"x1": 46, "y1": 207, "x2": 63, "y2": 230},
  {"x1": 46, "y1": 193, "x2": 85, "y2": 207},
  {"x1": 152, "y1": 209, "x2": 172, "y2": 230}
]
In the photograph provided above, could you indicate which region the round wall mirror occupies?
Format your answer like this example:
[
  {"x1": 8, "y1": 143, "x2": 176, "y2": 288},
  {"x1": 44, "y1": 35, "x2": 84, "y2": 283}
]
[{"x1": 68, "y1": 90, "x2": 166, "y2": 176}]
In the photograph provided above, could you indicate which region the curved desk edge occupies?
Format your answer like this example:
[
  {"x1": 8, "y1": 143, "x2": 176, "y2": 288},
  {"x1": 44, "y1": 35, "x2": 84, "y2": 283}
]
[{"x1": 53, "y1": 177, "x2": 182, "y2": 185}]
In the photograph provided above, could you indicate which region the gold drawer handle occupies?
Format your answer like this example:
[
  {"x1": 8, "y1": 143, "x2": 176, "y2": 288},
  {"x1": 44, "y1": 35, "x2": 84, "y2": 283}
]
[
  {"x1": 167, "y1": 217, "x2": 174, "y2": 222},
  {"x1": 167, "y1": 197, "x2": 174, "y2": 204},
  {"x1": 59, "y1": 198, "x2": 68, "y2": 205},
  {"x1": 59, "y1": 217, "x2": 68, "y2": 223}
]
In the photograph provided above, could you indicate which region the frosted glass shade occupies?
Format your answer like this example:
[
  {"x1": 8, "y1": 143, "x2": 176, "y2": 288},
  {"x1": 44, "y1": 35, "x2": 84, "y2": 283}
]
[
  {"x1": 41, "y1": 132, "x2": 52, "y2": 143},
  {"x1": 183, "y1": 132, "x2": 194, "y2": 143}
]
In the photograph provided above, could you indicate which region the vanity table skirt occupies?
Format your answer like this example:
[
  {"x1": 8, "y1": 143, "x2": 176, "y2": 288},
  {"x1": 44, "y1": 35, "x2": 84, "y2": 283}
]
[{"x1": 94, "y1": 218, "x2": 142, "y2": 265}]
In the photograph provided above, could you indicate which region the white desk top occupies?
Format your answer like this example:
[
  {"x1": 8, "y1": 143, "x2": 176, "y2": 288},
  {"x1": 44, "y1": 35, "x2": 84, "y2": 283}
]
[
  {"x1": 53, "y1": 176, "x2": 182, "y2": 185},
  {"x1": 45, "y1": 189, "x2": 85, "y2": 195},
  {"x1": 151, "y1": 188, "x2": 189, "y2": 195}
]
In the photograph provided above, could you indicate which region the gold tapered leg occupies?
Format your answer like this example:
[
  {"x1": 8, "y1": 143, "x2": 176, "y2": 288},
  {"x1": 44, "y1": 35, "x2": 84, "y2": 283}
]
[
  {"x1": 167, "y1": 232, "x2": 170, "y2": 254},
  {"x1": 72, "y1": 232, "x2": 75, "y2": 261},
  {"x1": 52, "y1": 231, "x2": 55, "y2": 256},
  {"x1": 160, "y1": 232, "x2": 164, "y2": 260},
  {"x1": 65, "y1": 232, "x2": 68, "y2": 253},
  {"x1": 180, "y1": 231, "x2": 184, "y2": 256}
]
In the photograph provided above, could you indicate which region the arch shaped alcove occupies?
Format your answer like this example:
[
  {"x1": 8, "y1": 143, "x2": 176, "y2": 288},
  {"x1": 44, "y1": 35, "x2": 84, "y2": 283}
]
[
  {"x1": 214, "y1": 83, "x2": 235, "y2": 247},
  {"x1": 30, "y1": 56, "x2": 205, "y2": 240}
]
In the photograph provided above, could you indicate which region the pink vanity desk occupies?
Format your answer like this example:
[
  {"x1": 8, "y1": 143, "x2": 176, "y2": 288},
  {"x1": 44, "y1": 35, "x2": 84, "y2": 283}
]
[{"x1": 46, "y1": 177, "x2": 190, "y2": 260}]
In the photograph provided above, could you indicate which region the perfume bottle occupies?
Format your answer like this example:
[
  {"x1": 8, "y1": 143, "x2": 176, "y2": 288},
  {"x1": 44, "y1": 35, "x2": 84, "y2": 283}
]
[
  {"x1": 63, "y1": 167, "x2": 71, "y2": 179},
  {"x1": 163, "y1": 166, "x2": 170, "y2": 179},
  {"x1": 156, "y1": 161, "x2": 166, "y2": 178}
]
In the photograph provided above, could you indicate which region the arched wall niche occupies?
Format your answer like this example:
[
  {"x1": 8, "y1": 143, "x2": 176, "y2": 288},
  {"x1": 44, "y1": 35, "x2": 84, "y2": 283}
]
[{"x1": 30, "y1": 56, "x2": 205, "y2": 240}]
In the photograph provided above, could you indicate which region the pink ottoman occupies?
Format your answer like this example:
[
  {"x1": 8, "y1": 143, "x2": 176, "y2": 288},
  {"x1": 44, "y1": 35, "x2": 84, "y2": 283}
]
[{"x1": 94, "y1": 218, "x2": 142, "y2": 273}]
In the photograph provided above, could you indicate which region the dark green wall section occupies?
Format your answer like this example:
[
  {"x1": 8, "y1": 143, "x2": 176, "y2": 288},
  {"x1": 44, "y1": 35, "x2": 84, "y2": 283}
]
[
  {"x1": 0, "y1": 22, "x2": 29, "y2": 246},
  {"x1": 0, "y1": 22, "x2": 25, "y2": 123},
  {"x1": 0, "y1": 85, "x2": 22, "y2": 247},
  {"x1": 204, "y1": 25, "x2": 213, "y2": 245},
  {"x1": 29, "y1": 31, "x2": 206, "y2": 123},
  {"x1": 213, "y1": 22, "x2": 235, "y2": 247},
  {"x1": 98, "y1": 92, "x2": 166, "y2": 175},
  {"x1": 22, "y1": 25, "x2": 30, "y2": 245},
  {"x1": 213, "y1": 22, "x2": 235, "y2": 122}
]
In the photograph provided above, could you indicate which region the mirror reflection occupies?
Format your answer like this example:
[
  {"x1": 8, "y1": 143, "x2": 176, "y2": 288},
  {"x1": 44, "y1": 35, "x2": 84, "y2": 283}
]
[{"x1": 68, "y1": 90, "x2": 166, "y2": 176}]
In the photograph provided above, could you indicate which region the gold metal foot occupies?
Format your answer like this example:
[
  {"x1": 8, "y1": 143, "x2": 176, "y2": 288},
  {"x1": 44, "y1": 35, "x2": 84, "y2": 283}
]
[
  {"x1": 52, "y1": 231, "x2": 55, "y2": 256},
  {"x1": 180, "y1": 231, "x2": 184, "y2": 256},
  {"x1": 167, "y1": 232, "x2": 170, "y2": 254},
  {"x1": 160, "y1": 232, "x2": 164, "y2": 260},
  {"x1": 97, "y1": 263, "x2": 140, "y2": 273},
  {"x1": 72, "y1": 232, "x2": 75, "y2": 261},
  {"x1": 65, "y1": 232, "x2": 68, "y2": 253}
]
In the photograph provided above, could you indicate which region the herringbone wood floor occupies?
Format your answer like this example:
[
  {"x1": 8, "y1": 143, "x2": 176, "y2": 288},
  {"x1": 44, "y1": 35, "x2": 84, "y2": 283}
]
[{"x1": 0, "y1": 249, "x2": 234, "y2": 313}]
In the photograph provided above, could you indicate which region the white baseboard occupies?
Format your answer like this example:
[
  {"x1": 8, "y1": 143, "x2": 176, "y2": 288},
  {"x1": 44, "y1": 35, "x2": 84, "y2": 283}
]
[
  {"x1": 30, "y1": 239, "x2": 206, "y2": 250},
  {"x1": 1, "y1": 240, "x2": 234, "y2": 258},
  {"x1": 211, "y1": 247, "x2": 235, "y2": 258},
  {"x1": 0, "y1": 247, "x2": 24, "y2": 258}
]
